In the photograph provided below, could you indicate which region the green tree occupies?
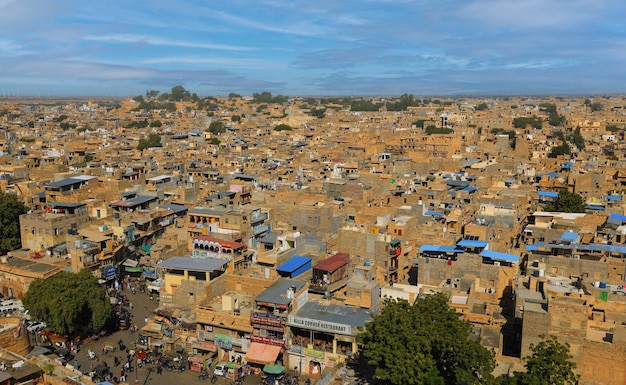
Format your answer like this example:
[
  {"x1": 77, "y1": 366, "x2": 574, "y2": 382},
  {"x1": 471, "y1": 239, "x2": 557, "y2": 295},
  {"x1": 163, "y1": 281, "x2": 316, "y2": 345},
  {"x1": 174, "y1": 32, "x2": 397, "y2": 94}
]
[
  {"x1": 170, "y1": 85, "x2": 190, "y2": 101},
  {"x1": 570, "y1": 127, "x2": 585, "y2": 150},
  {"x1": 606, "y1": 124, "x2": 620, "y2": 132},
  {"x1": 210, "y1": 137, "x2": 220, "y2": 145},
  {"x1": 548, "y1": 143, "x2": 571, "y2": 158},
  {"x1": 589, "y1": 102, "x2": 603, "y2": 112},
  {"x1": 545, "y1": 190, "x2": 585, "y2": 213},
  {"x1": 208, "y1": 121, "x2": 225, "y2": 134},
  {"x1": 412, "y1": 119, "x2": 425, "y2": 129},
  {"x1": 145, "y1": 90, "x2": 160, "y2": 99},
  {"x1": 149, "y1": 120, "x2": 163, "y2": 128},
  {"x1": 359, "y1": 294, "x2": 495, "y2": 385},
  {"x1": 507, "y1": 335, "x2": 578, "y2": 385},
  {"x1": 513, "y1": 116, "x2": 543, "y2": 130},
  {"x1": 425, "y1": 126, "x2": 454, "y2": 135},
  {"x1": 475, "y1": 102, "x2": 489, "y2": 111},
  {"x1": 0, "y1": 192, "x2": 28, "y2": 254},
  {"x1": 274, "y1": 124, "x2": 292, "y2": 131},
  {"x1": 22, "y1": 269, "x2": 112, "y2": 334},
  {"x1": 548, "y1": 112, "x2": 566, "y2": 127},
  {"x1": 231, "y1": 115, "x2": 241, "y2": 123},
  {"x1": 137, "y1": 133, "x2": 162, "y2": 150}
]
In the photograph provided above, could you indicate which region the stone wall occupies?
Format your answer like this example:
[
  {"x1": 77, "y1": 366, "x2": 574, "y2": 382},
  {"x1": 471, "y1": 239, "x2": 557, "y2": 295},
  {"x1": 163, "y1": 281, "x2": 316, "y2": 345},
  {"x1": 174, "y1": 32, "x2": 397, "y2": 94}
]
[
  {"x1": 579, "y1": 339, "x2": 626, "y2": 385},
  {"x1": 0, "y1": 317, "x2": 30, "y2": 356}
]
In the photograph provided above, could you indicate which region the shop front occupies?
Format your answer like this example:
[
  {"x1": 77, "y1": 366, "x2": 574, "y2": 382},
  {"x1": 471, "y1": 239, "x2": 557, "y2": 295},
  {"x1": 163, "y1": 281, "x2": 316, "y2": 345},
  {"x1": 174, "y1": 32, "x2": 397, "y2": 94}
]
[
  {"x1": 286, "y1": 301, "x2": 371, "y2": 376},
  {"x1": 244, "y1": 342, "x2": 282, "y2": 372}
]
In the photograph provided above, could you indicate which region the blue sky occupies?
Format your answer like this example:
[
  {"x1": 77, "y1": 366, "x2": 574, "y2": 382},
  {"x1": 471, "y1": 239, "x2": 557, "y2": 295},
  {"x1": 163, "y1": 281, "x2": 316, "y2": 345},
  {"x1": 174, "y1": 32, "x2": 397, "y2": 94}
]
[{"x1": 1, "y1": 0, "x2": 625, "y2": 97}]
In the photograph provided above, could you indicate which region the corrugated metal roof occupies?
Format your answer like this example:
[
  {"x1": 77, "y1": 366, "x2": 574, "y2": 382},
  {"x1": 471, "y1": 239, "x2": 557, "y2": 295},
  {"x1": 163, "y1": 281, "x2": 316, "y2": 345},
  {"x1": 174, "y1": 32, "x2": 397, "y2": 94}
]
[
  {"x1": 277, "y1": 256, "x2": 312, "y2": 274},
  {"x1": 457, "y1": 239, "x2": 488, "y2": 248},
  {"x1": 480, "y1": 249, "x2": 519, "y2": 263},
  {"x1": 313, "y1": 253, "x2": 349, "y2": 272}
]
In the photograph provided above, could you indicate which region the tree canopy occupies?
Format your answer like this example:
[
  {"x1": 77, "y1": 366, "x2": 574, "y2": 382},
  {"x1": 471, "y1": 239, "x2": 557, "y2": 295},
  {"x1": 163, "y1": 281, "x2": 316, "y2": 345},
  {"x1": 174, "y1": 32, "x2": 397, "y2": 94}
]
[
  {"x1": 358, "y1": 294, "x2": 496, "y2": 385},
  {"x1": 548, "y1": 143, "x2": 571, "y2": 158},
  {"x1": 506, "y1": 335, "x2": 579, "y2": 385},
  {"x1": 23, "y1": 269, "x2": 112, "y2": 335},
  {"x1": 0, "y1": 192, "x2": 29, "y2": 254},
  {"x1": 425, "y1": 126, "x2": 454, "y2": 135},
  {"x1": 544, "y1": 190, "x2": 586, "y2": 213},
  {"x1": 274, "y1": 124, "x2": 293, "y2": 131},
  {"x1": 252, "y1": 91, "x2": 287, "y2": 104},
  {"x1": 137, "y1": 133, "x2": 162, "y2": 150},
  {"x1": 513, "y1": 116, "x2": 543, "y2": 130},
  {"x1": 208, "y1": 121, "x2": 226, "y2": 134}
]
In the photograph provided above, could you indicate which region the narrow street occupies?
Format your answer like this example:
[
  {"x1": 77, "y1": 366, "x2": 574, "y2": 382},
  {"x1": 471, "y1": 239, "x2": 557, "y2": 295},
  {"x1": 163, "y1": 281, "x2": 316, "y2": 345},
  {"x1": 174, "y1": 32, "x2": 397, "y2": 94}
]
[{"x1": 61, "y1": 282, "x2": 272, "y2": 385}]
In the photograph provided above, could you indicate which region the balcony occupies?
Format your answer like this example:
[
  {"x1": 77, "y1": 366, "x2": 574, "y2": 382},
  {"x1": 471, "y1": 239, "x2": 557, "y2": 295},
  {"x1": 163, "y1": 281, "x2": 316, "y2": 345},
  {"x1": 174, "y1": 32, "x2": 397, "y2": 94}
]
[
  {"x1": 253, "y1": 225, "x2": 269, "y2": 236},
  {"x1": 250, "y1": 212, "x2": 268, "y2": 224}
]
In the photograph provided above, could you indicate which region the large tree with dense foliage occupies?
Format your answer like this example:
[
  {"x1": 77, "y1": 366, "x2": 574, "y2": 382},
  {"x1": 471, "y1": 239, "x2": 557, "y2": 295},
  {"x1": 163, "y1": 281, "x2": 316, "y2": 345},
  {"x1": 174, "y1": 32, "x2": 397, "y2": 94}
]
[
  {"x1": 0, "y1": 191, "x2": 29, "y2": 254},
  {"x1": 207, "y1": 121, "x2": 225, "y2": 134},
  {"x1": 544, "y1": 190, "x2": 586, "y2": 213},
  {"x1": 513, "y1": 116, "x2": 543, "y2": 130},
  {"x1": 358, "y1": 294, "x2": 496, "y2": 385},
  {"x1": 506, "y1": 335, "x2": 579, "y2": 385},
  {"x1": 23, "y1": 269, "x2": 112, "y2": 334}
]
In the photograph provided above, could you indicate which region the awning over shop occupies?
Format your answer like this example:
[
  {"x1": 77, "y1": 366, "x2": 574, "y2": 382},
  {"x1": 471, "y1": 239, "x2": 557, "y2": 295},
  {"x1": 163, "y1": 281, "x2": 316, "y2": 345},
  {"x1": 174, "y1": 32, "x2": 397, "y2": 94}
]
[
  {"x1": 263, "y1": 364, "x2": 285, "y2": 375},
  {"x1": 122, "y1": 259, "x2": 139, "y2": 267},
  {"x1": 245, "y1": 342, "x2": 282, "y2": 365}
]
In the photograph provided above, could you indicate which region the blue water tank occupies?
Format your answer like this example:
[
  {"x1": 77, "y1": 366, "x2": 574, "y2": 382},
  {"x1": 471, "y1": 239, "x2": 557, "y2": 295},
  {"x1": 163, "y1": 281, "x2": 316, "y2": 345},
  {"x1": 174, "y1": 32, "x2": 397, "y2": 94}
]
[
  {"x1": 364, "y1": 261, "x2": 371, "y2": 267},
  {"x1": 599, "y1": 282, "x2": 607, "y2": 289}
]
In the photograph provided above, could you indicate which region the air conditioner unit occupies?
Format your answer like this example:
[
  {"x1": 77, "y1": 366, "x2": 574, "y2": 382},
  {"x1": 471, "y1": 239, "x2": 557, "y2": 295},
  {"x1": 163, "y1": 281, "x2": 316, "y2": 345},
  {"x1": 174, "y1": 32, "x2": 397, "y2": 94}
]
[{"x1": 494, "y1": 261, "x2": 500, "y2": 266}]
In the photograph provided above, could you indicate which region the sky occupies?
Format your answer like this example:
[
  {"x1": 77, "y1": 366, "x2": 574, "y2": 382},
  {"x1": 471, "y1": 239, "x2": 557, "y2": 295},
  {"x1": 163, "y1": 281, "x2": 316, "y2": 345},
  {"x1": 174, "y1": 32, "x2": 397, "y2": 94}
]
[{"x1": 1, "y1": 0, "x2": 625, "y2": 97}]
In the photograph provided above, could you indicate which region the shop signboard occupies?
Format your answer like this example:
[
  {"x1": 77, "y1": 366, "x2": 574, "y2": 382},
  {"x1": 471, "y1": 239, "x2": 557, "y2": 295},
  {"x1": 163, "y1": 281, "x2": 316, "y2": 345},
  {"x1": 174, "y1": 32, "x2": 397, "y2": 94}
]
[{"x1": 288, "y1": 315, "x2": 351, "y2": 335}]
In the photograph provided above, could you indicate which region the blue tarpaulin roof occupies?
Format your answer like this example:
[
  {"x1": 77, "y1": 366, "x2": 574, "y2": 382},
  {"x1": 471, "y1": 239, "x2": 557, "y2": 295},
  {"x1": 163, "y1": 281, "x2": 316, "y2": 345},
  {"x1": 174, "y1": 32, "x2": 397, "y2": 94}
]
[
  {"x1": 457, "y1": 239, "x2": 488, "y2": 248},
  {"x1": 480, "y1": 249, "x2": 520, "y2": 263},
  {"x1": 606, "y1": 195, "x2": 622, "y2": 201},
  {"x1": 526, "y1": 245, "x2": 538, "y2": 251},
  {"x1": 538, "y1": 191, "x2": 559, "y2": 198},
  {"x1": 462, "y1": 186, "x2": 478, "y2": 193},
  {"x1": 585, "y1": 204, "x2": 605, "y2": 211},
  {"x1": 419, "y1": 245, "x2": 464, "y2": 253},
  {"x1": 561, "y1": 231, "x2": 579, "y2": 242},
  {"x1": 425, "y1": 211, "x2": 445, "y2": 217},
  {"x1": 562, "y1": 162, "x2": 574, "y2": 170},
  {"x1": 608, "y1": 213, "x2": 626, "y2": 225},
  {"x1": 276, "y1": 256, "x2": 312, "y2": 274}
]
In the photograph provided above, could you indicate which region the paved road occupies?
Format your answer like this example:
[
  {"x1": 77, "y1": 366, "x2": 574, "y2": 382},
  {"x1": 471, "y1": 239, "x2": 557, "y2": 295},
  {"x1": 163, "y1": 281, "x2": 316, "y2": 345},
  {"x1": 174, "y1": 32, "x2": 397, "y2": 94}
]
[
  {"x1": 63, "y1": 282, "x2": 277, "y2": 385},
  {"x1": 27, "y1": 279, "x2": 308, "y2": 385}
]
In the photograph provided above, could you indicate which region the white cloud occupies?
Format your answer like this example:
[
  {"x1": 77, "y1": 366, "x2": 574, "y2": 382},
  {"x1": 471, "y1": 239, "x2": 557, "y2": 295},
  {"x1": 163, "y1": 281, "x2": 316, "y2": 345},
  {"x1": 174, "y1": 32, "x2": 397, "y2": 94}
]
[
  {"x1": 142, "y1": 56, "x2": 284, "y2": 70},
  {"x1": 0, "y1": 39, "x2": 30, "y2": 56},
  {"x1": 210, "y1": 9, "x2": 331, "y2": 37},
  {"x1": 83, "y1": 34, "x2": 255, "y2": 51}
]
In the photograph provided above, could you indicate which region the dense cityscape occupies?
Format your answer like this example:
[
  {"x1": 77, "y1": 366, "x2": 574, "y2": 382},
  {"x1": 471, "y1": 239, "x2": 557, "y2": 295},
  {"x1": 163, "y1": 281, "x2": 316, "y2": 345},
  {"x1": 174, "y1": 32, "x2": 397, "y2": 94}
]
[{"x1": 0, "y1": 91, "x2": 624, "y2": 385}]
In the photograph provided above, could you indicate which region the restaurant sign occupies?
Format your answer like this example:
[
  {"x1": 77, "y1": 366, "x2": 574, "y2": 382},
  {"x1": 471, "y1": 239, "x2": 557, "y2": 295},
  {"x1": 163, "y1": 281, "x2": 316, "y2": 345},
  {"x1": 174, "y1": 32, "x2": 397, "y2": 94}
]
[{"x1": 288, "y1": 315, "x2": 351, "y2": 335}]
